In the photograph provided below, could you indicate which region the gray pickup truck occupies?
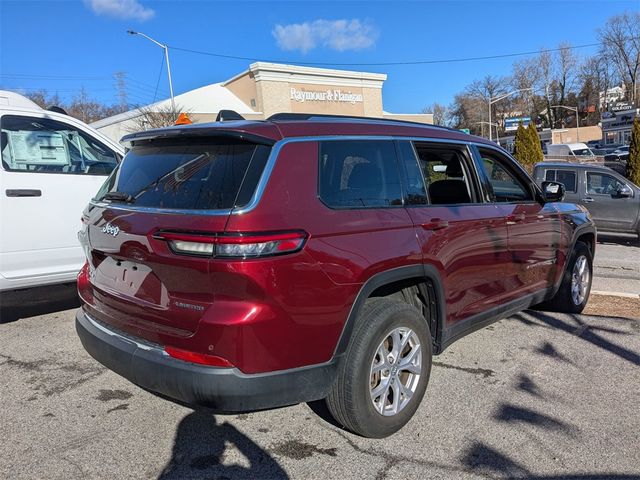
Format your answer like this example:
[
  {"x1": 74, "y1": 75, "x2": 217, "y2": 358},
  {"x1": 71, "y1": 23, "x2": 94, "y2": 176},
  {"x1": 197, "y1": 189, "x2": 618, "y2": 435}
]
[{"x1": 533, "y1": 162, "x2": 640, "y2": 240}]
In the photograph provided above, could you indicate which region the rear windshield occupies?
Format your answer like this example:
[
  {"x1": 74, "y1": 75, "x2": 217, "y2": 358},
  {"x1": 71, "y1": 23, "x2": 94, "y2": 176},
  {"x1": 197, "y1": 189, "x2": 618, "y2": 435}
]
[{"x1": 94, "y1": 140, "x2": 270, "y2": 210}]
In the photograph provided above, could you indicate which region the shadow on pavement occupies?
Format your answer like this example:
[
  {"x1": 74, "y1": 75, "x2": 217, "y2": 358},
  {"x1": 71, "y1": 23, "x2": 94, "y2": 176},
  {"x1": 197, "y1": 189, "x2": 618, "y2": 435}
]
[
  {"x1": 0, "y1": 283, "x2": 80, "y2": 323},
  {"x1": 494, "y1": 404, "x2": 576, "y2": 435},
  {"x1": 158, "y1": 411, "x2": 288, "y2": 480},
  {"x1": 463, "y1": 441, "x2": 638, "y2": 479},
  {"x1": 513, "y1": 311, "x2": 640, "y2": 367}
]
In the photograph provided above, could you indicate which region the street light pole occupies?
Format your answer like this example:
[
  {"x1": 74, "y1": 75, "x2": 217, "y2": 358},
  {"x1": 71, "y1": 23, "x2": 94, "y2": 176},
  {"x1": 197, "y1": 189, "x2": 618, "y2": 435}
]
[
  {"x1": 488, "y1": 88, "x2": 533, "y2": 143},
  {"x1": 127, "y1": 30, "x2": 176, "y2": 114},
  {"x1": 551, "y1": 105, "x2": 580, "y2": 142}
]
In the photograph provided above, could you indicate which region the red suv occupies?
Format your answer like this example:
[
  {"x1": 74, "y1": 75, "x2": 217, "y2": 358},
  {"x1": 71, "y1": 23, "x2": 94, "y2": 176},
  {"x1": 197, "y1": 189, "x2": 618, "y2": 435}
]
[{"x1": 76, "y1": 114, "x2": 595, "y2": 438}]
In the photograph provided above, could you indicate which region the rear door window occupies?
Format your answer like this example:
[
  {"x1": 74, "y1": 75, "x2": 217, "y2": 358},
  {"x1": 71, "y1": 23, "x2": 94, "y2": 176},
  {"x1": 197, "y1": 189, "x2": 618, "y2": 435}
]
[
  {"x1": 544, "y1": 169, "x2": 577, "y2": 193},
  {"x1": 95, "y1": 140, "x2": 270, "y2": 210},
  {"x1": 318, "y1": 140, "x2": 403, "y2": 208},
  {"x1": 413, "y1": 143, "x2": 477, "y2": 205}
]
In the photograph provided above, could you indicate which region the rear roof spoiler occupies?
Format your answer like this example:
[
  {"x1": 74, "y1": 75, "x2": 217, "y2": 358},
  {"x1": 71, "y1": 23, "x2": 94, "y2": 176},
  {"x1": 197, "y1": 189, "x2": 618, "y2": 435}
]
[{"x1": 121, "y1": 127, "x2": 276, "y2": 147}]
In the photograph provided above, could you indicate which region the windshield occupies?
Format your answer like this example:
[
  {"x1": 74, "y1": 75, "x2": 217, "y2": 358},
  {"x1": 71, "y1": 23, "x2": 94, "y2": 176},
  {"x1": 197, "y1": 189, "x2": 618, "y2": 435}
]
[
  {"x1": 572, "y1": 148, "x2": 593, "y2": 156},
  {"x1": 95, "y1": 140, "x2": 270, "y2": 210}
]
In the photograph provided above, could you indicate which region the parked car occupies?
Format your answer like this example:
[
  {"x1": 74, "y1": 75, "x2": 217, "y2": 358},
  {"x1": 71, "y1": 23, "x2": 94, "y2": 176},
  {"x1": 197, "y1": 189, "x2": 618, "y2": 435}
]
[
  {"x1": 604, "y1": 145, "x2": 630, "y2": 164},
  {"x1": 76, "y1": 113, "x2": 595, "y2": 438},
  {"x1": 534, "y1": 162, "x2": 640, "y2": 239},
  {"x1": 0, "y1": 91, "x2": 124, "y2": 296},
  {"x1": 546, "y1": 143, "x2": 595, "y2": 157}
]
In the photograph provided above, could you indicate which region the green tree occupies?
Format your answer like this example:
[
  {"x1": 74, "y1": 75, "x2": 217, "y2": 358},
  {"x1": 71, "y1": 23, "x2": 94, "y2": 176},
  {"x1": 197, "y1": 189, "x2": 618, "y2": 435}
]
[
  {"x1": 513, "y1": 122, "x2": 533, "y2": 172},
  {"x1": 627, "y1": 117, "x2": 640, "y2": 186},
  {"x1": 527, "y1": 122, "x2": 544, "y2": 164}
]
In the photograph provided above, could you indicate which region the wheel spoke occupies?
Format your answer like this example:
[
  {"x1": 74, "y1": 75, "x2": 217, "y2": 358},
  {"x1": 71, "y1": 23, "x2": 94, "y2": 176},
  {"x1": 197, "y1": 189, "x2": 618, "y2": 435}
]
[
  {"x1": 390, "y1": 329, "x2": 403, "y2": 359},
  {"x1": 399, "y1": 380, "x2": 414, "y2": 402},
  {"x1": 398, "y1": 344, "x2": 421, "y2": 368},
  {"x1": 371, "y1": 361, "x2": 386, "y2": 375},
  {"x1": 371, "y1": 376, "x2": 390, "y2": 400}
]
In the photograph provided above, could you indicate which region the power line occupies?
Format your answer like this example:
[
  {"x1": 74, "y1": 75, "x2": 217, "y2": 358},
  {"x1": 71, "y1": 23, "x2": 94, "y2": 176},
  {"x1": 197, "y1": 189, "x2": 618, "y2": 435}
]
[
  {"x1": 167, "y1": 40, "x2": 615, "y2": 67},
  {"x1": 153, "y1": 50, "x2": 165, "y2": 102}
]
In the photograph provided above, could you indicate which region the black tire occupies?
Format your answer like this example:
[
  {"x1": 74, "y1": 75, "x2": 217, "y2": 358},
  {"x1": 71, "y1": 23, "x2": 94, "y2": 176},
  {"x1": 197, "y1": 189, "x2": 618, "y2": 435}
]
[
  {"x1": 324, "y1": 297, "x2": 432, "y2": 438},
  {"x1": 538, "y1": 241, "x2": 593, "y2": 313}
]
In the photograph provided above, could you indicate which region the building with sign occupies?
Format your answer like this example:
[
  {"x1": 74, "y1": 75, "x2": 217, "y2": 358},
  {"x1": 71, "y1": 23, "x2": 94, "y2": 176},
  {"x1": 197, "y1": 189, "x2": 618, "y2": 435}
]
[
  {"x1": 93, "y1": 62, "x2": 433, "y2": 143},
  {"x1": 601, "y1": 106, "x2": 638, "y2": 145}
]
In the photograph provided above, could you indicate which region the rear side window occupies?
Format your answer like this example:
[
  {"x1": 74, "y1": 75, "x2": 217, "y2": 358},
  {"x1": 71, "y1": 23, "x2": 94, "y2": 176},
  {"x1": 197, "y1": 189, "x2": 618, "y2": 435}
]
[
  {"x1": 1, "y1": 114, "x2": 118, "y2": 175},
  {"x1": 544, "y1": 169, "x2": 577, "y2": 193},
  {"x1": 414, "y1": 142, "x2": 476, "y2": 205},
  {"x1": 318, "y1": 140, "x2": 403, "y2": 208},
  {"x1": 95, "y1": 141, "x2": 270, "y2": 210}
]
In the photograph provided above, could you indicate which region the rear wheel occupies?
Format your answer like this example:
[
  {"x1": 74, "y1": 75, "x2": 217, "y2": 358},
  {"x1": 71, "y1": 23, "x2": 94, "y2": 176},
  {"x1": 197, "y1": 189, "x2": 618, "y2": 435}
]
[
  {"x1": 539, "y1": 241, "x2": 592, "y2": 313},
  {"x1": 325, "y1": 298, "x2": 432, "y2": 438}
]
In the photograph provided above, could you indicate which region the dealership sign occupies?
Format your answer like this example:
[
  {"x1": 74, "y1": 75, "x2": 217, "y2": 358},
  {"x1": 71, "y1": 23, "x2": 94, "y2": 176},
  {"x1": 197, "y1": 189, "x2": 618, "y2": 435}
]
[
  {"x1": 290, "y1": 87, "x2": 363, "y2": 105},
  {"x1": 504, "y1": 116, "x2": 531, "y2": 132}
]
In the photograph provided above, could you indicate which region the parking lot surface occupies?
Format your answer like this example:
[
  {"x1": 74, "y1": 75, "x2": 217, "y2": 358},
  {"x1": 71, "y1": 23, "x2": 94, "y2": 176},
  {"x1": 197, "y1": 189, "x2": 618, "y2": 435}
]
[
  {"x1": 1, "y1": 305, "x2": 639, "y2": 480},
  {"x1": 593, "y1": 233, "x2": 640, "y2": 295}
]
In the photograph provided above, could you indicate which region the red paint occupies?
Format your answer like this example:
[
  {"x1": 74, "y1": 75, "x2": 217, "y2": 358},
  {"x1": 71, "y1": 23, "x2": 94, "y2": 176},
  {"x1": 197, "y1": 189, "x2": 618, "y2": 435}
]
[{"x1": 77, "y1": 119, "x2": 584, "y2": 375}]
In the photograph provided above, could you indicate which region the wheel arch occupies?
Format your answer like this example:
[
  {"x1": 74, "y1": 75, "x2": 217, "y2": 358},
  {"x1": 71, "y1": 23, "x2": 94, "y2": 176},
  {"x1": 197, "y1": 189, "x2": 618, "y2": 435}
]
[{"x1": 333, "y1": 264, "x2": 448, "y2": 358}]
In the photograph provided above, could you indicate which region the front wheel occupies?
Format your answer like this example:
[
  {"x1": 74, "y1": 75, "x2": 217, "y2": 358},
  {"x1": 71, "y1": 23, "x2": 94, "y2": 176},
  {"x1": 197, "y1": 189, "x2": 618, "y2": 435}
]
[
  {"x1": 539, "y1": 241, "x2": 593, "y2": 313},
  {"x1": 324, "y1": 298, "x2": 432, "y2": 438}
]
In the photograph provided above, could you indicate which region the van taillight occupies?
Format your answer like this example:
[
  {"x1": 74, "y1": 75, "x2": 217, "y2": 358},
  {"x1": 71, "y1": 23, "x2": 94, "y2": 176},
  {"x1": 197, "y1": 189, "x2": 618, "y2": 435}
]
[{"x1": 152, "y1": 231, "x2": 308, "y2": 259}]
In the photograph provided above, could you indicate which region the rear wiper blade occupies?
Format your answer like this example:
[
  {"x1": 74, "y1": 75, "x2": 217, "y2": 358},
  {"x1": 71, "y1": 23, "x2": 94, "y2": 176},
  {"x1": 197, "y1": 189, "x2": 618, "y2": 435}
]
[{"x1": 103, "y1": 191, "x2": 134, "y2": 203}]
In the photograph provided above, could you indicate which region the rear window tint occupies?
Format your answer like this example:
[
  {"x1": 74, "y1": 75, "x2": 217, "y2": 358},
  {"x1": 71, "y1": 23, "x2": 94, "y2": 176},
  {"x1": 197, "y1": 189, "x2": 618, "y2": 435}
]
[
  {"x1": 318, "y1": 140, "x2": 403, "y2": 208},
  {"x1": 95, "y1": 141, "x2": 270, "y2": 210}
]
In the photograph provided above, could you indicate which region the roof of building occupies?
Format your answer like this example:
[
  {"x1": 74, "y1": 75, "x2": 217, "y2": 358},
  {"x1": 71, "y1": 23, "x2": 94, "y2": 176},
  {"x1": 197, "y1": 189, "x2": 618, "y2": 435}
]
[{"x1": 91, "y1": 82, "x2": 255, "y2": 129}]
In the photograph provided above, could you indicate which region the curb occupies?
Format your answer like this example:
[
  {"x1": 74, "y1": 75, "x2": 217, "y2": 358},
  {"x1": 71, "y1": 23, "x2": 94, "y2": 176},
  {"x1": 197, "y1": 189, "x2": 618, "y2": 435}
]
[{"x1": 591, "y1": 290, "x2": 640, "y2": 299}]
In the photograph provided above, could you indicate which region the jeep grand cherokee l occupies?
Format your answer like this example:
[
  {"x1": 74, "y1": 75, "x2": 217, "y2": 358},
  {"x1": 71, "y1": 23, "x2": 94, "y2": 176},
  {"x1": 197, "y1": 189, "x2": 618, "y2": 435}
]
[{"x1": 76, "y1": 114, "x2": 595, "y2": 438}]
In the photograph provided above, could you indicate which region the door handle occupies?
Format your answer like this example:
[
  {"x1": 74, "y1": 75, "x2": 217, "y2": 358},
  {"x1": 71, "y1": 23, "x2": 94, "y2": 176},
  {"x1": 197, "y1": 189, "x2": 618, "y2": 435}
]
[
  {"x1": 421, "y1": 218, "x2": 449, "y2": 231},
  {"x1": 6, "y1": 189, "x2": 42, "y2": 197},
  {"x1": 582, "y1": 197, "x2": 595, "y2": 203},
  {"x1": 507, "y1": 213, "x2": 525, "y2": 224}
]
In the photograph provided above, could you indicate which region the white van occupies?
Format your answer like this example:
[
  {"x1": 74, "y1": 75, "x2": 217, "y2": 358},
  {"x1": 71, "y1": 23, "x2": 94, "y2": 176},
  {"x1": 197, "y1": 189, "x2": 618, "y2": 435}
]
[
  {"x1": 546, "y1": 143, "x2": 595, "y2": 157},
  {"x1": 0, "y1": 91, "x2": 124, "y2": 294}
]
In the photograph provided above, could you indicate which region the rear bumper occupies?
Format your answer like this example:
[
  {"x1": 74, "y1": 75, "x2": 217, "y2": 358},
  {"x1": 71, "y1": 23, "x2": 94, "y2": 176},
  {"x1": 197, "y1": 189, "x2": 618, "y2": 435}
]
[{"x1": 75, "y1": 308, "x2": 339, "y2": 412}]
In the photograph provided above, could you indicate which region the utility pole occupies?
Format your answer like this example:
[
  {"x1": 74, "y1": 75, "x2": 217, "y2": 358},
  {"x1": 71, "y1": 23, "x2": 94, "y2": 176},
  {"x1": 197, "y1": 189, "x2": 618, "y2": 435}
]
[{"x1": 127, "y1": 30, "x2": 176, "y2": 115}]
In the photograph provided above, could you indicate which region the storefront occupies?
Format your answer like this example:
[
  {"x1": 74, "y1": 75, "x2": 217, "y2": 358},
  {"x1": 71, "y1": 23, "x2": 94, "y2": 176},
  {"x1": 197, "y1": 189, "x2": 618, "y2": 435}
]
[
  {"x1": 601, "y1": 106, "x2": 638, "y2": 145},
  {"x1": 93, "y1": 62, "x2": 433, "y2": 143}
]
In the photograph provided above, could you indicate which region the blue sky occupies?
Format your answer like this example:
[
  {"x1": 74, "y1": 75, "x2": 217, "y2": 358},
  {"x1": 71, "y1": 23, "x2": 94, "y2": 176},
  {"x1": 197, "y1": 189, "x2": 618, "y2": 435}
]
[{"x1": 0, "y1": 0, "x2": 637, "y2": 113}]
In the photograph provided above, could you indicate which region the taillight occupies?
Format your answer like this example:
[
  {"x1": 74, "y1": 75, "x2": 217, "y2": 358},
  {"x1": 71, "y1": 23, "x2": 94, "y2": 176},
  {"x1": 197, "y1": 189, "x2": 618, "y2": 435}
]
[
  {"x1": 164, "y1": 346, "x2": 233, "y2": 367},
  {"x1": 152, "y1": 231, "x2": 308, "y2": 259}
]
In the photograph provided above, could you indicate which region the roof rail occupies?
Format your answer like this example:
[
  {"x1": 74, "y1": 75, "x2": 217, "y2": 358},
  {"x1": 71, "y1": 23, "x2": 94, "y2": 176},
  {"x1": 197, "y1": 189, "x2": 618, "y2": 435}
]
[
  {"x1": 266, "y1": 112, "x2": 459, "y2": 132},
  {"x1": 48, "y1": 105, "x2": 68, "y2": 115},
  {"x1": 216, "y1": 110, "x2": 245, "y2": 122}
]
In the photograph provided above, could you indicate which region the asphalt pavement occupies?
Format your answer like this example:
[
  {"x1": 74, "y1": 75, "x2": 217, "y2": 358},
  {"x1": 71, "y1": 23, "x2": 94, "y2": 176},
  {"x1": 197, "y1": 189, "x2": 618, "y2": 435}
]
[
  {"x1": 1, "y1": 304, "x2": 639, "y2": 479},
  {"x1": 592, "y1": 233, "x2": 640, "y2": 295}
]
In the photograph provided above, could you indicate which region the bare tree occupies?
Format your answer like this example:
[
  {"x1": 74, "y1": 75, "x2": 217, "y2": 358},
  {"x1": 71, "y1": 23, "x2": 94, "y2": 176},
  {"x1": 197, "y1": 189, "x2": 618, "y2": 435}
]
[
  {"x1": 24, "y1": 88, "x2": 125, "y2": 123},
  {"x1": 25, "y1": 90, "x2": 63, "y2": 110},
  {"x1": 579, "y1": 55, "x2": 615, "y2": 124},
  {"x1": 127, "y1": 103, "x2": 185, "y2": 133},
  {"x1": 598, "y1": 11, "x2": 640, "y2": 105},
  {"x1": 422, "y1": 102, "x2": 449, "y2": 126}
]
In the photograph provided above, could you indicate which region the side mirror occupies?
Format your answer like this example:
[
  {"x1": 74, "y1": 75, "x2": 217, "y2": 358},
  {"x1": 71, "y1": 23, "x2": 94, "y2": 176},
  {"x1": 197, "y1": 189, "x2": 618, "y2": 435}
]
[
  {"x1": 541, "y1": 181, "x2": 565, "y2": 202},
  {"x1": 614, "y1": 185, "x2": 633, "y2": 198}
]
